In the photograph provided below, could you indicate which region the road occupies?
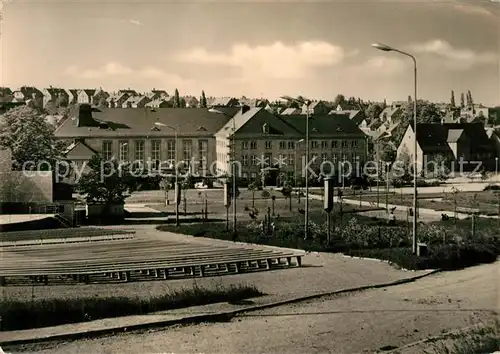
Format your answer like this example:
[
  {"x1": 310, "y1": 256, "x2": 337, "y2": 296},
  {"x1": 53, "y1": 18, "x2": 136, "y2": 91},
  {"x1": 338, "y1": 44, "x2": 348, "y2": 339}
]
[{"x1": 10, "y1": 261, "x2": 499, "y2": 354}]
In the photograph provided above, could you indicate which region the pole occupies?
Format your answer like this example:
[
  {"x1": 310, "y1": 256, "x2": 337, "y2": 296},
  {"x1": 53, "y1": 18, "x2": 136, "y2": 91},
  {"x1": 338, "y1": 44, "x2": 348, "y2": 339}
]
[
  {"x1": 327, "y1": 212, "x2": 331, "y2": 245},
  {"x1": 174, "y1": 130, "x2": 179, "y2": 226},
  {"x1": 226, "y1": 206, "x2": 229, "y2": 231},
  {"x1": 412, "y1": 55, "x2": 418, "y2": 255},
  {"x1": 232, "y1": 117, "x2": 237, "y2": 232},
  {"x1": 304, "y1": 107, "x2": 310, "y2": 240},
  {"x1": 376, "y1": 142, "x2": 380, "y2": 207},
  {"x1": 386, "y1": 164, "x2": 389, "y2": 213}
]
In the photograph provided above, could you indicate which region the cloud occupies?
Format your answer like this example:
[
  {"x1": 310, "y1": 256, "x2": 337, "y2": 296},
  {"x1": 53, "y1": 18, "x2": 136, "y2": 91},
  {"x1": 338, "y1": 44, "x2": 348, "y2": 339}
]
[
  {"x1": 129, "y1": 19, "x2": 144, "y2": 26},
  {"x1": 408, "y1": 39, "x2": 498, "y2": 70},
  {"x1": 176, "y1": 41, "x2": 349, "y2": 80},
  {"x1": 64, "y1": 62, "x2": 189, "y2": 89},
  {"x1": 348, "y1": 56, "x2": 406, "y2": 76},
  {"x1": 451, "y1": 2, "x2": 498, "y2": 17}
]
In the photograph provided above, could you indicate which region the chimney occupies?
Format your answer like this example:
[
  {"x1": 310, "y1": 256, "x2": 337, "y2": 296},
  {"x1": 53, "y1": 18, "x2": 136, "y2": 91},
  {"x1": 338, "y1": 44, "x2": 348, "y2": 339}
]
[
  {"x1": 76, "y1": 104, "x2": 100, "y2": 127},
  {"x1": 241, "y1": 105, "x2": 250, "y2": 114}
]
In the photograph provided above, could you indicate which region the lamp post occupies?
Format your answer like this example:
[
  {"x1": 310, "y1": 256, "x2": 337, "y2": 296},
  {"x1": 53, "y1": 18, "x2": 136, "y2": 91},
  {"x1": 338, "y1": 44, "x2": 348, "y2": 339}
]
[
  {"x1": 495, "y1": 157, "x2": 498, "y2": 182},
  {"x1": 209, "y1": 108, "x2": 237, "y2": 232},
  {"x1": 386, "y1": 161, "x2": 391, "y2": 212},
  {"x1": 373, "y1": 42, "x2": 418, "y2": 255},
  {"x1": 154, "y1": 122, "x2": 179, "y2": 226},
  {"x1": 281, "y1": 96, "x2": 312, "y2": 240},
  {"x1": 294, "y1": 139, "x2": 304, "y2": 187}
]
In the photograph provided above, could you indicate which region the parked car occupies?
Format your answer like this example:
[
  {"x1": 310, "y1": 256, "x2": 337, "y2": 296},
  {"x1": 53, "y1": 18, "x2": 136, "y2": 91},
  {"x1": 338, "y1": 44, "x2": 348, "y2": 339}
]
[{"x1": 194, "y1": 182, "x2": 208, "y2": 189}]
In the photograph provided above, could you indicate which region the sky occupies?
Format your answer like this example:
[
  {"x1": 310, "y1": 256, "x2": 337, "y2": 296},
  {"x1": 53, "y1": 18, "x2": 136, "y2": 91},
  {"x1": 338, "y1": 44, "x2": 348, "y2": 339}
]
[{"x1": 1, "y1": 0, "x2": 499, "y2": 105}]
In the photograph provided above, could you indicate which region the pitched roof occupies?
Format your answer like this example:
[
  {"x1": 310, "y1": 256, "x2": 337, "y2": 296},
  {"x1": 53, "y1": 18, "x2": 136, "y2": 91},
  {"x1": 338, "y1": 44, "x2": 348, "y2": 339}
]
[
  {"x1": 413, "y1": 123, "x2": 493, "y2": 154},
  {"x1": 209, "y1": 97, "x2": 238, "y2": 107},
  {"x1": 280, "y1": 108, "x2": 302, "y2": 115},
  {"x1": 446, "y1": 129, "x2": 464, "y2": 143},
  {"x1": 280, "y1": 114, "x2": 366, "y2": 137},
  {"x1": 55, "y1": 107, "x2": 233, "y2": 138},
  {"x1": 215, "y1": 108, "x2": 301, "y2": 139},
  {"x1": 64, "y1": 140, "x2": 98, "y2": 160}
]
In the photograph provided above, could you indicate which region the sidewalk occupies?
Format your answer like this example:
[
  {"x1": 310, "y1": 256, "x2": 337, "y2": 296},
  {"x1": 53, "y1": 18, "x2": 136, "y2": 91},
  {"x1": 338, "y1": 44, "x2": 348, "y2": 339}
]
[{"x1": 0, "y1": 270, "x2": 438, "y2": 346}]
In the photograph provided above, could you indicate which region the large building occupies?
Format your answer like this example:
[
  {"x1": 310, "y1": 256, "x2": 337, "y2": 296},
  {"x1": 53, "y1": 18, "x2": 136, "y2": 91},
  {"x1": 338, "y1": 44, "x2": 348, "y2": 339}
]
[
  {"x1": 396, "y1": 122, "x2": 498, "y2": 173},
  {"x1": 214, "y1": 107, "x2": 368, "y2": 181},
  {"x1": 55, "y1": 104, "x2": 238, "y2": 176}
]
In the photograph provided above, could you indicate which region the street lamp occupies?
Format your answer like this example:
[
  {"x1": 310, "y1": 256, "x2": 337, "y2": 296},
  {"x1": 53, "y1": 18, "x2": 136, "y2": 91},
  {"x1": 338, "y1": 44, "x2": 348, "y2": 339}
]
[
  {"x1": 154, "y1": 122, "x2": 179, "y2": 226},
  {"x1": 281, "y1": 95, "x2": 312, "y2": 240},
  {"x1": 495, "y1": 157, "x2": 498, "y2": 183},
  {"x1": 386, "y1": 161, "x2": 391, "y2": 212},
  {"x1": 373, "y1": 42, "x2": 418, "y2": 255},
  {"x1": 209, "y1": 108, "x2": 237, "y2": 232}
]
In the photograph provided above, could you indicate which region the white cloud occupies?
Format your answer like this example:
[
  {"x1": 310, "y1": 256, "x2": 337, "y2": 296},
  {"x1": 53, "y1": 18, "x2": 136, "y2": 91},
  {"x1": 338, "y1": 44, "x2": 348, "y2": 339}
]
[
  {"x1": 176, "y1": 41, "x2": 348, "y2": 80},
  {"x1": 451, "y1": 2, "x2": 497, "y2": 17},
  {"x1": 64, "y1": 62, "x2": 189, "y2": 90},
  {"x1": 129, "y1": 19, "x2": 144, "y2": 26},
  {"x1": 348, "y1": 56, "x2": 406, "y2": 77},
  {"x1": 409, "y1": 39, "x2": 498, "y2": 70}
]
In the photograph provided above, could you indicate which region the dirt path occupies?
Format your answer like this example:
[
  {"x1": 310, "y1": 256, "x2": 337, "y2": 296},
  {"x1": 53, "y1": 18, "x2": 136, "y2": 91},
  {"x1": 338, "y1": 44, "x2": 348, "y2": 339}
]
[{"x1": 7, "y1": 261, "x2": 498, "y2": 354}]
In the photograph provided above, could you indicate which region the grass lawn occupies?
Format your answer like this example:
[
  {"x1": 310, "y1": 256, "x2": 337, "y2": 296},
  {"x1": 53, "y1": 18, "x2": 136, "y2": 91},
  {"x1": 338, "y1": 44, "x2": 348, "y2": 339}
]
[
  {"x1": 157, "y1": 213, "x2": 500, "y2": 271},
  {"x1": 146, "y1": 197, "x2": 382, "y2": 225},
  {"x1": 329, "y1": 190, "x2": 500, "y2": 217},
  {"x1": 0, "y1": 283, "x2": 262, "y2": 331}
]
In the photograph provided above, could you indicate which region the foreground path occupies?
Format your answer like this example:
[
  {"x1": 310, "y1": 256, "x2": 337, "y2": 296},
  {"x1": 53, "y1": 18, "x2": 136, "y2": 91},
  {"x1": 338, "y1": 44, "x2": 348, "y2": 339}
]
[{"x1": 8, "y1": 260, "x2": 498, "y2": 354}]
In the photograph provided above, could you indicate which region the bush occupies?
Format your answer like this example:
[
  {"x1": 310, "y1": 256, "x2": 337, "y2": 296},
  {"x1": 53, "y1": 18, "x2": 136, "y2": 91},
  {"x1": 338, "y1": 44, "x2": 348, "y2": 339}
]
[
  {"x1": 484, "y1": 184, "x2": 500, "y2": 191},
  {"x1": 0, "y1": 284, "x2": 262, "y2": 331},
  {"x1": 346, "y1": 243, "x2": 499, "y2": 270}
]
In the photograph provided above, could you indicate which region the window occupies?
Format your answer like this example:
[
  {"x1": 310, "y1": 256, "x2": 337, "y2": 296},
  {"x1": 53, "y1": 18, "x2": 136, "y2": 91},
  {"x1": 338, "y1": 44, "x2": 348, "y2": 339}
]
[
  {"x1": 322, "y1": 153, "x2": 328, "y2": 163},
  {"x1": 251, "y1": 155, "x2": 257, "y2": 165},
  {"x1": 331, "y1": 140, "x2": 338, "y2": 149},
  {"x1": 242, "y1": 141, "x2": 249, "y2": 150},
  {"x1": 242, "y1": 155, "x2": 248, "y2": 166},
  {"x1": 279, "y1": 141, "x2": 286, "y2": 149},
  {"x1": 342, "y1": 140, "x2": 348, "y2": 148},
  {"x1": 321, "y1": 141, "x2": 329, "y2": 149},
  {"x1": 311, "y1": 141, "x2": 319, "y2": 149},
  {"x1": 167, "y1": 140, "x2": 175, "y2": 166},
  {"x1": 198, "y1": 140, "x2": 208, "y2": 169},
  {"x1": 288, "y1": 154, "x2": 294, "y2": 166},
  {"x1": 119, "y1": 141, "x2": 128, "y2": 162},
  {"x1": 265, "y1": 141, "x2": 272, "y2": 149},
  {"x1": 262, "y1": 123, "x2": 269, "y2": 134},
  {"x1": 352, "y1": 140, "x2": 358, "y2": 148},
  {"x1": 342, "y1": 154, "x2": 347, "y2": 161},
  {"x1": 250, "y1": 140, "x2": 257, "y2": 149},
  {"x1": 134, "y1": 140, "x2": 145, "y2": 162},
  {"x1": 332, "y1": 154, "x2": 338, "y2": 164},
  {"x1": 151, "y1": 140, "x2": 161, "y2": 163},
  {"x1": 102, "y1": 140, "x2": 113, "y2": 161},
  {"x1": 250, "y1": 172, "x2": 257, "y2": 179},
  {"x1": 288, "y1": 141, "x2": 295, "y2": 149},
  {"x1": 182, "y1": 140, "x2": 192, "y2": 162}
]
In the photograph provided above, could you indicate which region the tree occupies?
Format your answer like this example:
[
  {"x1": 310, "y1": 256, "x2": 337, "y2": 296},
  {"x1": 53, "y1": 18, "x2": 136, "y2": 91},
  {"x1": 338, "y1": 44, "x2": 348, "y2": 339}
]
[
  {"x1": 460, "y1": 93, "x2": 465, "y2": 108},
  {"x1": 55, "y1": 95, "x2": 69, "y2": 108},
  {"x1": 173, "y1": 89, "x2": 180, "y2": 108},
  {"x1": 200, "y1": 90, "x2": 207, "y2": 108},
  {"x1": 281, "y1": 183, "x2": 293, "y2": 211},
  {"x1": 467, "y1": 90, "x2": 474, "y2": 107},
  {"x1": 382, "y1": 99, "x2": 387, "y2": 109},
  {"x1": 248, "y1": 181, "x2": 259, "y2": 208},
  {"x1": 450, "y1": 90, "x2": 456, "y2": 108},
  {"x1": 159, "y1": 176, "x2": 174, "y2": 206},
  {"x1": 75, "y1": 155, "x2": 133, "y2": 205},
  {"x1": 333, "y1": 94, "x2": 346, "y2": 107},
  {"x1": 365, "y1": 103, "x2": 384, "y2": 121},
  {"x1": 403, "y1": 100, "x2": 441, "y2": 124},
  {"x1": 180, "y1": 97, "x2": 186, "y2": 108},
  {"x1": 408, "y1": 95, "x2": 412, "y2": 104},
  {"x1": 0, "y1": 105, "x2": 65, "y2": 171}
]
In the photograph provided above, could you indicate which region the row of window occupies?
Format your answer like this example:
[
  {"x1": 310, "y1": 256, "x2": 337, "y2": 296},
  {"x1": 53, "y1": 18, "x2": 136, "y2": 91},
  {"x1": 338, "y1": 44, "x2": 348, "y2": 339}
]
[
  {"x1": 102, "y1": 140, "x2": 208, "y2": 162},
  {"x1": 238, "y1": 153, "x2": 362, "y2": 166},
  {"x1": 240, "y1": 140, "x2": 360, "y2": 150}
]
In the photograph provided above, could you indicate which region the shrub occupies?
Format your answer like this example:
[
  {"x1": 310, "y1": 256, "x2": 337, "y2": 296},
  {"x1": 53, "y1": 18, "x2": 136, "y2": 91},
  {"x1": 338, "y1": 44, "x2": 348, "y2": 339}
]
[
  {"x1": 0, "y1": 284, "x2": 262, "y2": 331},
  {"x1": 484, "y1": 184, "x2": 500, "y2": 191}
]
